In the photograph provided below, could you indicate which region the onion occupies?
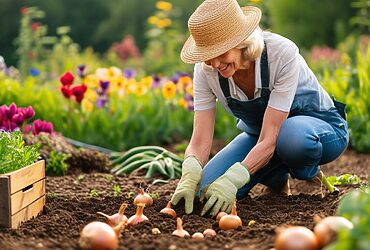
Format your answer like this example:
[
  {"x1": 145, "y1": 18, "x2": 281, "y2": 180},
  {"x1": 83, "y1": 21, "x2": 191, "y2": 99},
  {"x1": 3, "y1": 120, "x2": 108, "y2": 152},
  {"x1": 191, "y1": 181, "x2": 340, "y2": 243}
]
[
  {"x1": 219, "y1": 202, "x2": 242, "y2": 230},
  {"x1": 192, "y1": 232, "x2": 204, "y2": 239},
  {"x1": 97, "y1": 203, "x2": 128, "y2": 227},
  {"x1": 203, "y1": 228, "x2": 217, "y2": 237},
  {"x1": 172, "y1": 218, "x2": 190, "y2": 238},
  {"x1": 275, "y1": 226, "x2": 319, "y2": 250},
  {"x1": 79, "y1": 221, "x2": 125, "y2": 250},
  {"x1": 313, "y1": 216, "x2": 353, "y2": 248},
  {"x1": 127, "y1": 203, "x2": 149, "y2": 226},
  {"x1": 134, "y1": 188, "x2": 153, "y2": 207},
  {"x1": 160, "y1": 201, "x2": 177, "y2": 219},
  {"x1": 216, "y1": 211, "x2": 227, "y2": 222}
]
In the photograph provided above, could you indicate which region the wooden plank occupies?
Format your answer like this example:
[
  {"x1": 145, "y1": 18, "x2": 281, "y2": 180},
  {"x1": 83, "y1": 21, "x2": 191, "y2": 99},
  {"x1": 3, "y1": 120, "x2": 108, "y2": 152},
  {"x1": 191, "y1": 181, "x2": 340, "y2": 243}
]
[
  {"x1": 10, "y1": 195, "x2": 45, "y2": 229},
  {"x1": 6, "y1": 160, "x2": 45, "y2": 194},
  {"x1": 0, "y1": 177, "x2": 10, "y2": 227},
  {"x1": 10, "y1": 178, "x2": 45, "y2": 215}
]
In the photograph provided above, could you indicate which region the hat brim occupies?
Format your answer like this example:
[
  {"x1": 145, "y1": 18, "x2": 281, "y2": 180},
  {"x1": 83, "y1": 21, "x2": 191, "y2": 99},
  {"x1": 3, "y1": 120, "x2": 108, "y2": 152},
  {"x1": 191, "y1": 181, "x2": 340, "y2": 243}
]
[{"x1": 180, "y1": 6, "x2": 262, "y2": 64}]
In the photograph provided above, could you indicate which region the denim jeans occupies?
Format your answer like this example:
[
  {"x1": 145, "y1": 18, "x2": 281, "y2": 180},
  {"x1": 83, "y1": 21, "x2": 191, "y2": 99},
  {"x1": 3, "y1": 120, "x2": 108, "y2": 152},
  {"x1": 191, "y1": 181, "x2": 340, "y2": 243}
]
[{"x1": 197, "y1": 115, "x2": 349, "y2": 199}]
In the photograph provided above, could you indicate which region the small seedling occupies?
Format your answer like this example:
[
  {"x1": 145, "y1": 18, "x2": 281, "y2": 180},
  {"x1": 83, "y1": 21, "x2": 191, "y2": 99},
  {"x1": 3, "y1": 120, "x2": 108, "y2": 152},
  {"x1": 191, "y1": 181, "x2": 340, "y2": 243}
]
[
  {"x1": 89, "y1": 189, "x2": 99, "y2": 198},
  {"x1": 113, "y1": 184, "x2": 121, "y2": 196},
  {"x1": 125, "y1": 191, "x2": 134, "y2": 199},
  {"x1": 74, "y1": 174, "x2": 85, "y2": 184},
  {"x1": 150, "y1": 192, "x2": 160, "y2": 199},
  {"x1": 105, "y1": 174, "x2": 113, "y2": 182}
]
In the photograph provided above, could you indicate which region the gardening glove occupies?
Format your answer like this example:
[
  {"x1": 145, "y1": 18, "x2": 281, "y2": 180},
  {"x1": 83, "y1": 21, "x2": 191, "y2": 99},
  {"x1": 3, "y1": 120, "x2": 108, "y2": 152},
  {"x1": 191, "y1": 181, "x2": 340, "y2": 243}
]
[
  {"x1": 200, "y1": 162, "x2": 250, "y2": 217},
  {"x1": 171, "y1": 155, "x2": 203, "y2": 214}
]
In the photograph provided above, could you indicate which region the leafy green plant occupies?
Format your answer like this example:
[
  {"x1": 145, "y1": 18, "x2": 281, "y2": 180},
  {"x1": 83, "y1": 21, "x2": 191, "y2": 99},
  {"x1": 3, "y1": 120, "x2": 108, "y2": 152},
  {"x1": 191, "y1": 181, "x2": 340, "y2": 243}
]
[
  {"x1": 0, "y1": 131, "x2": 40, "y2": 174},
  {"x1": 327, "y1": 174, "x2": 362, "y2": 186},
  {"x1": 317, "y1": 36, "x2": 370, "y2": 153},
  {"x1": 112, "y1": 184, "x2": 121, "y2": 196},
  {"x1": 325, "y1": 185, "x2": 370, "y2": 250},
  {"x1": 45, "y1": 150, "x2": 69, "y2": 176},
  {"x1": 89, "y1": 189, "x2": 99, "y2": 198}
]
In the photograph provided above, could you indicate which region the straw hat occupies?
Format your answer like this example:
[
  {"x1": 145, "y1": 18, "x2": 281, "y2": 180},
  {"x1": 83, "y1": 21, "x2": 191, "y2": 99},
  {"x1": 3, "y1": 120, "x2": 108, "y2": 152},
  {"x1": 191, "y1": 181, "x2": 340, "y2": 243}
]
[{"x1": 180, "y1": 0, "x2": 261, "y2": 64}]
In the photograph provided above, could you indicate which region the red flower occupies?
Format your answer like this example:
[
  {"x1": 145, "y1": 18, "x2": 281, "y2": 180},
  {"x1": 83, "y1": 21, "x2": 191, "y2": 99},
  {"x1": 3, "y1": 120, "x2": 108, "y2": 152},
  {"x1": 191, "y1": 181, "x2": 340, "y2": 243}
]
[
  {"x1": 31, "y1": 22, "x2": 41, "y2": 32},
  {"x1": 61, "y1": 86, "x2": 73, "y2": 98},
  {"x1": 60, "y1": 72, "x2": 74, "y2": 86},
  {"x1": 71, "y1": 84, "x2": 87, "y2": 103}
]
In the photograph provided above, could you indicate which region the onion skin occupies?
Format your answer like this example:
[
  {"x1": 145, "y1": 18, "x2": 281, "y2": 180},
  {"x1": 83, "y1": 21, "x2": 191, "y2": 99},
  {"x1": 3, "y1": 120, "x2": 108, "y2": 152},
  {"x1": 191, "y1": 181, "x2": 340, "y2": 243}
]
[
  {"x1": 219, "y1": 202, "x2": 242, "y2": 230},
  {"x1": 97, "y1": 203, "x2": 128, "y2": 227},
  {"x1": 192, "y1": 232, "x2": 204, "y2": 239},
  {"x1": 127, "y1": 203, "x2": 149, "y2": 226},
  {"x1": 314, "y1": 216, "x2": 354, "y2": 248},
  {"x1": 134, "y1": 188, "x2": 153, "y2": 207},
  {"x1": 172, "y1": 218, "x2": 190, "y2": 238},
  {"x1": 160, "y1": 201, "x2": 177, "y2": 219},
  {"x1": 216, "y1": 212, "x2": 227, "y2": 222},
  {"x1": 275, "y1": 226, "x2": 319, "y2": 250},
  {"x1": 203, "y1": 228, "x2": 217, "y2": 237},
  {"x1": 79, "y1": 221, "x2": 119, "y2": 250}
]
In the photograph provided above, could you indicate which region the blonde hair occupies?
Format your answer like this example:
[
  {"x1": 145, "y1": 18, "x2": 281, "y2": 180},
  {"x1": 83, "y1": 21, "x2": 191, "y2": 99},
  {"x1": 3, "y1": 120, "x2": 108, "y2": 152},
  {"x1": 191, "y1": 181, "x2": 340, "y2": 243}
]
[{"x1": 236, "y1": 27, "x2": 264, "y2": 61}]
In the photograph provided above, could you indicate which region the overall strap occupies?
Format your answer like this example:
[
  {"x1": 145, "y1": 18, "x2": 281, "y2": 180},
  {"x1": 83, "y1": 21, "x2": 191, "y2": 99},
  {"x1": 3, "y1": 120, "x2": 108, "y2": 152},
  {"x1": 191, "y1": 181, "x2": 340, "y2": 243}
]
[
  {"x1": 219, "y1": 71, "x2": 231, "y2": 99},
  {"x1": 260, "y1": 42, "x2": 270, "y2": 98}
]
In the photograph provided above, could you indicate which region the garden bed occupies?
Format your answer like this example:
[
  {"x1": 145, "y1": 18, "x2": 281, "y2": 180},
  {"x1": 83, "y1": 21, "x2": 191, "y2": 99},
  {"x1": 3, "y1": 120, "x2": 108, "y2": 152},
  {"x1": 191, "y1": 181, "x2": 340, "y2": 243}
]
[{"x1": 0, "y1": 149, "x2": 368, "y2": 250}]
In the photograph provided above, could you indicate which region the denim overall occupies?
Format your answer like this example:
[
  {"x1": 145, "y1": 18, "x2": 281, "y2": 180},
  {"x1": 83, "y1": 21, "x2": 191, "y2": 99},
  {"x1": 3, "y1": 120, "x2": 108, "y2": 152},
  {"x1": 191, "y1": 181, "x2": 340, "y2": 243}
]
[{"x1": 197, "y1": 44, "x2": 349, "y2": 199}]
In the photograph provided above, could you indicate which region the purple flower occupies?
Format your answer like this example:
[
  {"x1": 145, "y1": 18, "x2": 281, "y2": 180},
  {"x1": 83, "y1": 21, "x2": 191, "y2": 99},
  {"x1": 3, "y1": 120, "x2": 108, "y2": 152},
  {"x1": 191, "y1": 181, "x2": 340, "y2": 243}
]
[
  {"x1": 12, "y1": 113, "x2": 25, "y2": 126},
  {"x1": 184, "y1": 93, "x2": 193, "y2": 101},
  {"x1": 24, "y1": 124, "x2": 32, "y2": 134},
  {"x1": 151, "y1": 75, "x2": 160, "y2": 88},
  {"x1": 123, "y1": 69, "x2": 135, "y2": 79},
  {"x1": 77, "y1": 64, "x2": 86, "y2": 78},
  {"x1": 99, "y1": 80, "x2": 110, "y2": 90},
  {"x1": 96, "y1": 97, "x2": 107, "y2": 108},
  {"x1": 32, "y1": 119, "x2": 54, "y2": 135},
  {"x1": 19, "y1": 106, "x2": 35, "y2": 119},
  {"x1": 171, "y1": 73, "x2": 180, "y2": 84},
  {"x1": 0, "y1": 103, "x2": 18, "y2": 120}
]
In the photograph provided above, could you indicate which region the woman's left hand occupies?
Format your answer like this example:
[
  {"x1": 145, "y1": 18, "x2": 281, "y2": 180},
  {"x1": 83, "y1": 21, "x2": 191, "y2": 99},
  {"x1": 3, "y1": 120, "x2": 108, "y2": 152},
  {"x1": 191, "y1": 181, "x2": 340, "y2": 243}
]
[{"x1": 200, "y1": 162, "x2": 250, "y2": 217}]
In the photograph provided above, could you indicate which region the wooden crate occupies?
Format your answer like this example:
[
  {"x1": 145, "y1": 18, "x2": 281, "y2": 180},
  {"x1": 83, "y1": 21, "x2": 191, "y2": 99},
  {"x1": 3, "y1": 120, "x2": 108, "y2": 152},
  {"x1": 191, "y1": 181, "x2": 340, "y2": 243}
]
[{"x1": 0, "y1": 160, "x2": 45, "y2": 229}]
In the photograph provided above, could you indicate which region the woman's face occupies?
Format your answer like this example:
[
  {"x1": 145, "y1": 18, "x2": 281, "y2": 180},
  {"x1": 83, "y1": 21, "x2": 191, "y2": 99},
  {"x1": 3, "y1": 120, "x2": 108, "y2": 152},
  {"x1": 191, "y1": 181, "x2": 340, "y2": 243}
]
[{"x1": 204, "y1": 48, "x2": 248, "y2": 78}]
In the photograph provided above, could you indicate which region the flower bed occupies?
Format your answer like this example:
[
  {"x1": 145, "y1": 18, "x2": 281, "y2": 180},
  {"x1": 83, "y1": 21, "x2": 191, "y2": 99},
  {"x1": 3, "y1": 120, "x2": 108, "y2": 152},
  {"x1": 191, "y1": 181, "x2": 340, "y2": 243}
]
[{"x1": 0, "y1": 149, "x2": 368, "y2": 249}]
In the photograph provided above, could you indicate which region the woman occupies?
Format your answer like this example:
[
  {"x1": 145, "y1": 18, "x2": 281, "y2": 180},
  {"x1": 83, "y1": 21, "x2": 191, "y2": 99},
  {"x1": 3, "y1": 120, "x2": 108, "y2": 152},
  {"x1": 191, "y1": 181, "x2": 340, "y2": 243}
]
[{"x1": 171, "y1": 0, "x2": 348, "y2": 217}]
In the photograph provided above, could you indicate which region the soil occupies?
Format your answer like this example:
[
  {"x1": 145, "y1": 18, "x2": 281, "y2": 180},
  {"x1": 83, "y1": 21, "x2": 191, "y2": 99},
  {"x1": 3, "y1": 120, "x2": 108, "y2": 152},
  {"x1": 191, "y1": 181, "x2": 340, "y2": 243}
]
[{"x1": 0, "y1": 149, "x2": 369, "y2": 250}]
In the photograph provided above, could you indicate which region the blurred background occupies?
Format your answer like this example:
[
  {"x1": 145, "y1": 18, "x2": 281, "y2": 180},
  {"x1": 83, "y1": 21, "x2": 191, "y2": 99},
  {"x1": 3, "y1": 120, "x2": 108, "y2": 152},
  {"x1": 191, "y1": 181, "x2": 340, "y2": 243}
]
[{"x1": 0, "y1": 0, "x2": 369, "y2": 152}]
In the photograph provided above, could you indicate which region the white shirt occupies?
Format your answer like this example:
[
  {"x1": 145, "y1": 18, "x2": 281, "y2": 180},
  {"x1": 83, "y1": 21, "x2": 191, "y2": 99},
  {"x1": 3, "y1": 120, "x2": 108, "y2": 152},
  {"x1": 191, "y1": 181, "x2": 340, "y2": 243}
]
[{"x1": 192, "y1": 31, "x2": 334, "y2": 114}]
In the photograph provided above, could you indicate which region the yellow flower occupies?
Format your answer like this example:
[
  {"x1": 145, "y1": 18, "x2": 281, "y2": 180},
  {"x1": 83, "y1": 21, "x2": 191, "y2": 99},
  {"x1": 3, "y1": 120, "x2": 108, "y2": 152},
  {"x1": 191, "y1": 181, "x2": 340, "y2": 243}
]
[
  {"x1": 134, "y1": 83, "x2": 149, "y2": 96},
  {"x1": 124, "y1": 78, "x2": 138, "y2": 95},
  {"x1": 162, "y1": 81, "x2": 176, "y2": 99},
  {"x1": 141, "y1": 76, "x2": 153, "y2": 88},
  {"x1": 81, "y1": 99, "x2": 94, "y2": 113},
  {"x1": 250, "y1": 0, "x2": 261, "y2": 3},
  {"x1": 178, "y1": 98, "x2": 188, "y2": 109},
  {"x1": 156, "y1": 18, "x2": 172, "y2": 29},
  {"x1": 84, "y1": 89, "x2": 98, "y2": 102},
  {"x1": 83, "y1": 74, "x2": 99, "y2": 88},
  {"x1": 179, "y1": 76, "x2": 193, "y2": 85},
  {"x1": 185, "y1": 84, "x2": 194, "y2": 96},
  {"x1": 156, "y1": 1, "x2": 172, "y2": 11},
  {"x1": 148, "y1": 16, "x2": 159, "y2": 25}
]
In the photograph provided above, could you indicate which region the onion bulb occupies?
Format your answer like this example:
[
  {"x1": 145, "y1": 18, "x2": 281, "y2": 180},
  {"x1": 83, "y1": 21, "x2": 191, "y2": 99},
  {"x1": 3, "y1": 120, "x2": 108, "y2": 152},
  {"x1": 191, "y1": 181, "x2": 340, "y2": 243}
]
[
  {"x1": 160, "y1": 201, "x2": 177, "y2": 219},
  {"x1": 127, "y1": 203, "x2": 149, "y2": 226},
  {"x1": 313, "y1": 216, "x2": 353, "y2": 248},
  {"x1": 275, "y1": 226, "x2": 319, "y2": 250},
  {"x1": 219, "y1": 202, "x2": 242, "y2": 230},
  {"x1": 97, "y1": 203, "x2": 128, "y2": 227},
  {"x1": 79, "y1": 221, "x2": 125, "y2": 250},
  {"x1": 192, "y1": 232, "x2": 204, "y2": 239},
  {"x1": 216, "y1": 211, "x2": 227, "y2": 222},
  {"x1": 172, "y1": 218, "x2": 190, "y2": 238},
  {"x1": 203, "y1": 228, "x2": 217, "y2": 237},
  {"x1": 134, "y1": 188, "x2": 153, "y2": 207}
]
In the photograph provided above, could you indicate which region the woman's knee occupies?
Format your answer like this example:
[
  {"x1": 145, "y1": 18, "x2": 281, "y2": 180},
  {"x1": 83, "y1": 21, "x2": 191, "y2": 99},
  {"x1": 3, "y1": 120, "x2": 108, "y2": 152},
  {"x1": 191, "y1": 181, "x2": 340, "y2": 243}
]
[{"x1": 276, "y1": 118, "x2": 322, "y2": 167}]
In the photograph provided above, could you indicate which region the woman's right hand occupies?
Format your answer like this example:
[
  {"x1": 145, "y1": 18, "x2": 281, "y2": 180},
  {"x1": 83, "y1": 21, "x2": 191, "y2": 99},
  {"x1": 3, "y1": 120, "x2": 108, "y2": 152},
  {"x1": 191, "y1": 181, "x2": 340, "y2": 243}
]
[{"x1": 171, "y1": 156, "x2": 203, "y2": 214}]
